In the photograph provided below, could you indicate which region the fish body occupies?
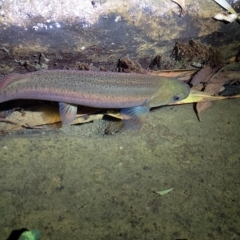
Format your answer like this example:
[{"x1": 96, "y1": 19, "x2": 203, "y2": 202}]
[{"x1": 0, "y1": 70, "x2": 190, "y2": 128}]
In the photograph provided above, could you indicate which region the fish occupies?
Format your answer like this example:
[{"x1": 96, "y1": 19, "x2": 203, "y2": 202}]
[{"x1": 0, "y1": 70, "x2": 190, "y2": 129}]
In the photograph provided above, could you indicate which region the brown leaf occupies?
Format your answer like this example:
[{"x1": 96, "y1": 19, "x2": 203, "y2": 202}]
[
  {"x1": 204, "y1": 71, "x2": 234, "y2": 94},
  {"x1": 190, "y1": 65, "x2": 215, "y2": 86},
  {"x1": 196, "y1": 101, "x2": 212, "y2": 121},
  {"x1": 0, "y1": 104, "x2": 102, "y2": 132},
  {"x1": 194, "y1": 69, "x2": 239, "y2": 119}
]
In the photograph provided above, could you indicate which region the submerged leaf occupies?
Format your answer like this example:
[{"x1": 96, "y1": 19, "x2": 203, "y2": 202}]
[
  {"x1": 155, "y1": 188, "x2": 174, "y2": 196},
  {"x1": 196, "y1": 101, "x2": 212, "y2": 121},
  {"x1": 19, "y1": 230, "x2": 41, "y2": 240},
  {"x1": 203, "y1": 69, "x2": 239, "y2": 95},
  {"x1": 190, "y1": 65, "x2": 215, "y2": 87},
  {"x1": 191, "y1": 68, "x2": 240, "y2": 119},
  {"x1": 213, "y1": 13, "x2": 238, "y2": 23},
  {"x1": 220, "y1": 80, "x2": 240, "y2": 96}
]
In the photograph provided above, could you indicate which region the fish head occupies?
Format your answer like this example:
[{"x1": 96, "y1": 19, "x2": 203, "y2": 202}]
[{"x1": 149, "y1": 78, "x2": 190, "y2": 107}]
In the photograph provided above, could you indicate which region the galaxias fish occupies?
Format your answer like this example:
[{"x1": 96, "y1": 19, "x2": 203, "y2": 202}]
[{"x1": 0, "y1": 70, "x2": 190, "y2": 129}]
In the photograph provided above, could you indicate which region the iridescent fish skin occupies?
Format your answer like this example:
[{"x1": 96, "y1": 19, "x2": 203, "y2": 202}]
[{"x1": 0, "y1": 70, "x2": 190, "y2": 128}]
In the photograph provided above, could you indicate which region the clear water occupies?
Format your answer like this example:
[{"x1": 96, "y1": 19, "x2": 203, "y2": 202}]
[{"x1": 1, "y1": 0, "x2": 240, "y2": 238}]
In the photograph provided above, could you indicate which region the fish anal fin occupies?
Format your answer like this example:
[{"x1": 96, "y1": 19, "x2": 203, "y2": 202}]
[{"x1": 59, "y1": 102, "x2": 78, "y2": 125}]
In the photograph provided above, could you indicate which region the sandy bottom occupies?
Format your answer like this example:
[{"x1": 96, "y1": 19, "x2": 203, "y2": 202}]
[{"x1": 0, "y1": 99, "x2": 240, "y2": 240}]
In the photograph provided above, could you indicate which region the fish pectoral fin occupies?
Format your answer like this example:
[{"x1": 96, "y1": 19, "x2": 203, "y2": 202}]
[
  {"x1": 59, "y1": 102, "x2": 78, "y2": 125},
  {"x1": 120, "y1": 105, "x2": 150, "y2": 130}
]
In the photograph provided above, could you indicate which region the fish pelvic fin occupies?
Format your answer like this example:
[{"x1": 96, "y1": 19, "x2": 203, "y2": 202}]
[
  {"x1": 59, "y1": 102, "x2": 78, "y2": 125},
  {"x1": 120, "y1": 103, "x2": 150, "y2": 130}
]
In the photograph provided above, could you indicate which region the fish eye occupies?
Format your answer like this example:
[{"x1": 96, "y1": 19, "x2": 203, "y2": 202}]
[{"x1": 172, "y1": 95, "x2": 180, "y2": 101}]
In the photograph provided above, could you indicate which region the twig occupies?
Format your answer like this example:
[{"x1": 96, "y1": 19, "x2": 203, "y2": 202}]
[
  {"x1": 0, "y1": 119, "x2": 18, "y2": 125},
  {"x1": 23, "y1": 123, "x2": 43, "y2": 129}
]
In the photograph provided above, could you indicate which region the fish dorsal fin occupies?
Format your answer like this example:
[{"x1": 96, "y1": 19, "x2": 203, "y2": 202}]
[
  {"x1": 0, "y1": 73, "x2": 22, "y2": 89},
  {"x1": 59, "y1": 102, "x2": 78, "y2": 125}
]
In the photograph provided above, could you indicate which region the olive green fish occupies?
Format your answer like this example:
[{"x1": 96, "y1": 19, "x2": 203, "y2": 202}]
[{"x1": 0, "y1": 70, "x2": 190, "y2": 129}]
